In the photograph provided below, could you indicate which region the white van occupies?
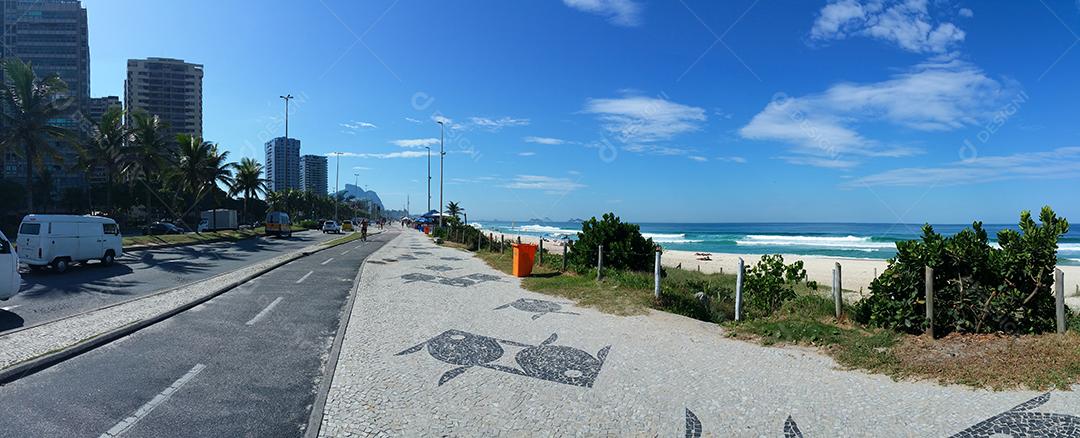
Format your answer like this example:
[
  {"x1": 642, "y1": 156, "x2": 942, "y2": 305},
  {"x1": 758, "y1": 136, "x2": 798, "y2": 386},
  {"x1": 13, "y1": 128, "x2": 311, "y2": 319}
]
[
  {"x1": 17, "y1": 215, "x2": 123, "y2": 273},
  {"x1": 0, "y1": 230, "x2": 19, "y2": 300}
]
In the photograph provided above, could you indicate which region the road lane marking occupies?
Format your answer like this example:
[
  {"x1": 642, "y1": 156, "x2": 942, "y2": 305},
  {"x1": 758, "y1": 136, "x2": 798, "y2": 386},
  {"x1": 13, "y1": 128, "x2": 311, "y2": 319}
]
[
  {"x1": 354, "y1": 244, "x2": 363, "y2": 249},
  {"x1": 296, "y1": 271, "x2": 314, "y2": 284},
  {"x1": 341, "y1": 250, "x2": 351, "y2": 255},
  {"x1": 245, "y1": 297, "x2": 283, "y2": 326},
  {"x1": 100, "y1": 363, "x2": 206, "y2": 438},
  {"x1": 321, "y1": 257, "x2": 334, "y2": 265}
]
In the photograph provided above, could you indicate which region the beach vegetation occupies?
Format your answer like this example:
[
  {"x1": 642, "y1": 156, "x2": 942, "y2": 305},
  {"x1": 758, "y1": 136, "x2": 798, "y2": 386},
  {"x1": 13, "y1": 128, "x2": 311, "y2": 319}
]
[
  {"x1": 567, "y1": 213, "x2": 657, "y2": 273},
  {"x1": 741, "y1": 254, "x2": 817, "y2": 319},
  {"x1": 855, "y1": 206, "x2": 1069, "y2": 336}
]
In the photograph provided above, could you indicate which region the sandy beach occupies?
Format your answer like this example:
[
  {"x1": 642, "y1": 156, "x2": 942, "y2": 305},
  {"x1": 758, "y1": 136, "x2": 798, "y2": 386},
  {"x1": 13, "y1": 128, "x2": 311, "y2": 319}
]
[{"x1": 476, "y1": 230, "x2": 1080, "y2": 306}]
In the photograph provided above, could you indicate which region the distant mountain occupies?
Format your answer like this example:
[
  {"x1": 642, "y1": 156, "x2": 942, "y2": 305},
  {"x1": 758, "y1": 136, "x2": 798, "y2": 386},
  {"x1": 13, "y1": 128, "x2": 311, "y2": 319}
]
[{"x1": 336, "y1": 184, "x2": 383, "y2": 209}]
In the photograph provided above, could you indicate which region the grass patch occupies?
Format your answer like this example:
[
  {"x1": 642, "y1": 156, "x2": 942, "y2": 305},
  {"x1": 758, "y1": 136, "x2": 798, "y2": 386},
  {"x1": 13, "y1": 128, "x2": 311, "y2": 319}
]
[
  {"x1": 453, "y1": 243, "x2": 1080, "y2": 390},
  {"x1": 122, "y1": 228, "x2": 265, "y2": 248}
]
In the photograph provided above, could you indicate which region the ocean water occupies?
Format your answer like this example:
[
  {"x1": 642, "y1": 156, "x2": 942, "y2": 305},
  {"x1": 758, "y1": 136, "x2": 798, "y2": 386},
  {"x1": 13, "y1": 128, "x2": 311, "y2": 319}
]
[{"x1": 471, "y1": 221, "x2": 1080, "y2": 265}]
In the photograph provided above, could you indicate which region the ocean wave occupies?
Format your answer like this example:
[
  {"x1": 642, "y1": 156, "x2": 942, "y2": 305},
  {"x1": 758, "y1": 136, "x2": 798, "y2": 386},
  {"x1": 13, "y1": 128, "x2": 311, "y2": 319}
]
[
  {"x1": 643, "y1": 233, "x2": 700, "y2": 243},
  {"x1": 1059, "y1": 243, "x2": 1080, "y2": 253},
  {"x1": 735, "y1": 234, "x2": 895, "y2": 251},
  {"x1": 511, "y1": 224, "x2": 578, "y2": 235}
]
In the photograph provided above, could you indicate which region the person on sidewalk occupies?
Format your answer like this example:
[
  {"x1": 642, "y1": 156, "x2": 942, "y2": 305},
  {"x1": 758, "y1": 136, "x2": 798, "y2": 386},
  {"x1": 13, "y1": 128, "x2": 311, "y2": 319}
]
[{"x1": 361, "y1": 220, "x2": 369, "y2": 242}]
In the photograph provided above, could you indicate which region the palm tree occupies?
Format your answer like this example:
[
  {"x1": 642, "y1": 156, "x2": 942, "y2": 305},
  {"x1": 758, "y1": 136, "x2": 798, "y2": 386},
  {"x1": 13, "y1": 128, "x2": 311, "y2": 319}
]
[
  {"x1": 446, "y1": 201, "x2": 463, "y2": 219},
  {"x1": 0, "y1": 58, "x2": 77, "y2": 212},
  {"x1": 229, "y1": 158, "x2": 267, "y2": 225},
  {"x1": 173, "y1": 134, "x2": 233, "y2": 227},
  {"x1": 81, "y1": 106, "x2": 126, "y2": 213},
  {"x1": 124, "y1": 110, "x2": 170, "y2": 226}
]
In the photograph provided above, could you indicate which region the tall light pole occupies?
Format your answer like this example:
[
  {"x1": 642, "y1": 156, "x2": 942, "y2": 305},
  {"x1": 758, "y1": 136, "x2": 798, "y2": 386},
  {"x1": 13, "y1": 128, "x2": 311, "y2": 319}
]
[
  {"x1": 279, "y1": 95, "x2": 293, "y2": 191},
  {"x1": 437, "y1": 120, "x2": 445, "y2": 228},
  {"x1": 333, "y1": 152, "x2": 341, "y2": 223},
  {"x1": 354, "y1": 173, "x2": 359, "y2": 188},
  {"x1": 424, "y1": 146, "x2": 431, "y2": 213}
]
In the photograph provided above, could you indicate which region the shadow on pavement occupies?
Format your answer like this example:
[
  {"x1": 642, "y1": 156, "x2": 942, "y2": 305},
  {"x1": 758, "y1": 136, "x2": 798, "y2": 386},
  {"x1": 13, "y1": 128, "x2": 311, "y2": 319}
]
[
  {"x1": 0, "y1": 310, "x2": 23, "y2": 331},
  {"x1": 19, "y1": 263, "x2": 139, "y2": 297}
]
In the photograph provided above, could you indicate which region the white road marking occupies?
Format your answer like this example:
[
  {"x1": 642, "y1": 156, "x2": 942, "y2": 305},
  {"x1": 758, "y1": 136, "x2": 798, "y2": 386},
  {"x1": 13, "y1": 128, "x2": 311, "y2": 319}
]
[
  {"x1": 354, "y1": 244, "x2": 363, "y2": 249},
  {"x1": 245, "y1": 297, "x2": 283, "y2": 326},
  {"x1": 296, "y1": 271, "x2": 314, "y2": 284},
  {"x1": 1, "y1": 305, "x2": 19, "y2": 311},
  {"x1": 341, "y1": 250, "x2": 351, "y2": 255},
  {"x1": 100, "y1": 363, "x2": 206, "y2": 438},
  {"x1": 321, "y1": 258, "x2": 334, "y2": 265}
]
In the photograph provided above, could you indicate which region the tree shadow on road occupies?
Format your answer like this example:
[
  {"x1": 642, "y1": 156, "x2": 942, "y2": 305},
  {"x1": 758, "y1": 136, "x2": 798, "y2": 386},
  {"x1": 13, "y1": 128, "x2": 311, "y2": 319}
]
[{"x1": 0, "y1": 309, "x2": 23, "y2": 331}]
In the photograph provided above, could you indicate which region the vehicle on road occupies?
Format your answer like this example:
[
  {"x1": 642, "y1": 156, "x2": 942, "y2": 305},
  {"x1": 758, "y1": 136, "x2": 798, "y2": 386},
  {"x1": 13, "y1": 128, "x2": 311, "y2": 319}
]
[
  {"x1": 265, "y1": 211, "x2": 293, "y2": 238},
  {"x1": 17, "y1": 215, "x2": 123, "y2": 273},
  {"x1": 341, "y1": 220, "x2": 354, "y2": 232},
  {"x1": 0, "y1": 230, "x2": 20, "y2": 300},
  {"x1": 143, "y1": 222, "x2": 184, "y2": 236},
  {"x1": 322, "y1": 220, "x2": 341, "y2": 234},
  {"x1": 198, "y1": 209, "x2": 239, "y2": 232}
]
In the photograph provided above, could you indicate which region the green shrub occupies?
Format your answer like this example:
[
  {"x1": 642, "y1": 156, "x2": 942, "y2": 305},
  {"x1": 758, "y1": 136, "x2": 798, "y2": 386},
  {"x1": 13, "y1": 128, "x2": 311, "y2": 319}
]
[
  {"x1": 742, "y1": 254, "x2": 815, "y2": 319},
  {"x1": 296, "y1": 219, "x2": 320, "y2": 230},
  {"x1": 855, "y1": 206, "x2": 1069, "y2": 336},
  {"x1": 568, "y1": 213, "x2": 657, "y2": 272}
]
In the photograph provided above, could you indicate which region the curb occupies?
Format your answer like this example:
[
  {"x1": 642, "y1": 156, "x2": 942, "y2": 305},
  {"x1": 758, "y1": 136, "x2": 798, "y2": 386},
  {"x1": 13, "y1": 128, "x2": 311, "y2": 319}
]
[
  {"x1": 0, "y1": 231, "x2": 376, "y2": 385},
  {"x1": 304, "y1": 231, "x2": 399, "y2": 438},
  {"x1": 122, "y1": 232, "x2": 265, "y2": 252}
]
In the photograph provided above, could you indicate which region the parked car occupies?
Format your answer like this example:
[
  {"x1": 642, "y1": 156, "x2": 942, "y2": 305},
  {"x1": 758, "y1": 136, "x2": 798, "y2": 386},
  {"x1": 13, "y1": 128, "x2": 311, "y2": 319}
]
[
  {"x1": 143, "y1": 222, "x2": 184, "y2": 236},
  {"x1": 17, "y1": 215, "x2": 123, "y2": 273},
  {"x1": 265, "y1": 212, "x2": 292, "y2": 238},
  {"x1": 322, "y1": 220, "x2": 341, "y2": 234},
  {"x1": 0, "y1": 230, "x2": 20, "y2": 300},
  {"x1": 341, "y1": 220, "x2": 354, "y2": 232}
]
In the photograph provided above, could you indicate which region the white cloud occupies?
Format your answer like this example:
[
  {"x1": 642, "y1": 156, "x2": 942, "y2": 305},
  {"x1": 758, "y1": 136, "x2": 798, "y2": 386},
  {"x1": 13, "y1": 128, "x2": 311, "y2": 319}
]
[
  {"x1": 717, "y1": 156, "x2": 748, "y2": 164},
  {"x1": 958, "y1": 7, "x2": 973, "y2": 18},
  {"x1": 405, "y1": 117, "x2": 423, "y2": 124},
  {"x1": 334, "y1": 151, "x2": 427, "y2": 159},
  {"x1": 353, "y1": 166, "x2": 372, "y2": 171},
  {"x1": 847, "y1": 147, "x2": 1080, "y2": 187},
  {"x1": 623, "y1": 144, "x2": 694, "y2": 156},
  {"x1": 392, "y1": 138, "x2": 439, "y2": 148},
  {"x1": 810, "y1": 0, "x2": 966, "y2": 54},
  {"x1": 518, "y1": 152, "x2": 537, "y2": 157},
  {"x1": 503, "y1": 175, "x2": 585, "y2": 194},
  {"x1": 469, "y1": 116, "x2": 530, "y2": 131},
  {"x1": 584, "y1": 95, "x2": 706, "y2": 143},
  {"x1": 524, "y1": 136, "x2": 567, "y2": 145},
  {"x1": 740, "y1": 58, "x2": 1016, "y2": 167},
  {"x1": 688, "y1": 156, "x2": 708, "y2": 162},
  {"x1": 563, "y1": 0, "x2": 642, "y2": 27},
  {"x1": 341, "y1": 121, "x2": 377, "y2": 130}
]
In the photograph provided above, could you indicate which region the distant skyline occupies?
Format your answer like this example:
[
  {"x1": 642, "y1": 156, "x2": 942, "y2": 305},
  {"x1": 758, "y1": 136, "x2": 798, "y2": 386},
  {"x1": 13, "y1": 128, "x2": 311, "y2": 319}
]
[{"x1": 83, "y1": 0, "x2": 1080, "y2": 223}]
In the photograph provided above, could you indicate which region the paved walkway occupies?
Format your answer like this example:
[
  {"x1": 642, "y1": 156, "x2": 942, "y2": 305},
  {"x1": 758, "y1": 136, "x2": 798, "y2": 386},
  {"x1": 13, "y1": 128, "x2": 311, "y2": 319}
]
[{"x1": 321, "y1": 231, "x2": 1080, "y2": 437}]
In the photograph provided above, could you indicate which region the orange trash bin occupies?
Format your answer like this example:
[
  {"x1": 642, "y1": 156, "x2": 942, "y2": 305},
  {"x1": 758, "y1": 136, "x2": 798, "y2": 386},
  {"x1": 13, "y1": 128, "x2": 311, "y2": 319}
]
[{"x1": 512, "y1": 243, "x2": 538, "y2": 277}]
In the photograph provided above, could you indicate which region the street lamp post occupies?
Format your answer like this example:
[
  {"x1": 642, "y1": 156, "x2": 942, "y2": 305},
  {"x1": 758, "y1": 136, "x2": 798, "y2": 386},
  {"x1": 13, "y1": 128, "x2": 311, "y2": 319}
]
[
  {"x1": 333, "y1": 152, "x2": 341, "y2": 223},
  {"x1": 279, "y1": 95, "x2": 293, "y2": 191},
  {"x1": 437, "y1": 121, "x2": 445, "y2": 228},
  {"x1": 425, "y1": 146, "x2": 431, "y2": 213}
]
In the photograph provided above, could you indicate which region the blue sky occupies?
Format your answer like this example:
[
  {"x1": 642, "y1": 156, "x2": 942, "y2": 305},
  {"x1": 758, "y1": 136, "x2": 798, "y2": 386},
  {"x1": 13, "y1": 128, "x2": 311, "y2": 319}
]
[{"x1": 84, "y1": 0, "x2": 1080, "y2": 223}]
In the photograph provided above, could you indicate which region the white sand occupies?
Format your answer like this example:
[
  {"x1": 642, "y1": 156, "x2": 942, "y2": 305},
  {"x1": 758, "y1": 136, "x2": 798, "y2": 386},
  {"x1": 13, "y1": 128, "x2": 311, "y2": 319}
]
[{"x1": 474, "y1": 230, "x2": 1080, "y2": 306}]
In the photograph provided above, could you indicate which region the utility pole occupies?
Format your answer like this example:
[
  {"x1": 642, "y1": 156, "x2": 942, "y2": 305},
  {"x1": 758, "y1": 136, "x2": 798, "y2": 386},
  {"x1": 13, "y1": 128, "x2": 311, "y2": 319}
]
[
  {"x1": 437, "y1": 120, "x2": 446, "y2": 228},
  {"x1": 333, "y1": 152, "x2": 341, "y2": 223},
  {"x1": 425, "y1": 146, "x2": 431, "y2": 213}
]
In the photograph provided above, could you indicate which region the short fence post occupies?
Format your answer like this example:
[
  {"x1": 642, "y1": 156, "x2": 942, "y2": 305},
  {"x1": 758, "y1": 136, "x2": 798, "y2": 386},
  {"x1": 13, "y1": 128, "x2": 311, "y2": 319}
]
[
  {"x1": 925, "y1": 266, "x2": 935, "y2": 338},
  {"x1": 735, "y1": 258, "x2": 744, "y2": 321},
  {"x1": 1056, "y1": 268, "x2": 1066, "y2": 334},
  {"x1": 539, "y1": 239, "x2": 544, "y2": 266},
  {"x1": 596, "y1": 245, "x2": 604, "y2": 281},
  {"x1": 833, "y1": 262, "x2": 843, "y2": 319},
  {"x1": 517, "y1": 236, "x2": 522, "y2": 245},
  {"x1": 562, "y1": 244, "x2": 568, "y2": 272},
  {"x1": 653, "y1": 251, "x2": 662, "y2": 300}
]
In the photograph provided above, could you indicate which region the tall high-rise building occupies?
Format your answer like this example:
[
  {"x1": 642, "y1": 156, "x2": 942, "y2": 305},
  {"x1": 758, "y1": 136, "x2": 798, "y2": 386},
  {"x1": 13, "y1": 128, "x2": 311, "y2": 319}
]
[
  {"x1": 124, "y1": 57, "x2": 203, "y2": 141},
  {"x1": 300, "y1": 155, "x2": 328, "y2": 196},
  {"x1": 265, "y1": 137, "x2": 300, "y2": 192},
  {"x1": 0, "y1": 0, "x2": 90, "y2": 190},
  {"x1": 87, "y1": 96, "x2": 121, "y2": 123}
]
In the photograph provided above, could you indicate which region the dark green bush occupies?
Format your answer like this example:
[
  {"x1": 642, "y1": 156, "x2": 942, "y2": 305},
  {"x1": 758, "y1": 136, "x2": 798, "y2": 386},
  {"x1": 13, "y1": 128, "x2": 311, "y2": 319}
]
[
  {"x1": 568, "y1": 213, "x2": 657, "y2": 272},
  {"x1": 855, "y1": 207, "x2": 1069, "y2": 336},
  {"x1": 742, "y1": 254, "x2": 815, "y2": 319}
]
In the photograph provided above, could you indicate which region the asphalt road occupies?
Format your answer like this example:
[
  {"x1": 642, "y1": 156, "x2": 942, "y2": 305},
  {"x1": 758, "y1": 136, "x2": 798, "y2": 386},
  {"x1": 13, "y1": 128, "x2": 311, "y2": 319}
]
[
  {"x1": 0, "y1": 230, "x2": 338, "y2": 334},
  {"x1": 0, "y1": 230, "x2": 395, "y2": 438}
]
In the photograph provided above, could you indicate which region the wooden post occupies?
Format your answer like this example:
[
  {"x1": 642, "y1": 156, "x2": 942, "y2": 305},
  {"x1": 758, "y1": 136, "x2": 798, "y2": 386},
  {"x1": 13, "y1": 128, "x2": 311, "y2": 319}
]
[
  {"x1": 1056, "y1": 268, "x2": 1066, "y2": 334},
  {"x1": 596, "y1": 245, "x2": 604, "y2": 280},
  {"x1": 833, "y1": 262, "x2": 843, "y2": 319},
  {"x1": 654, "y1": 251, "x2": 662, "y2": 300},
  {"x1": 562, "y1": 244, "x2": 568, "y2": 272},
  {"x1": 517, "y1": 236, "x2": 522, "y2": 245},
  {"x1": 539, "y1": 239, "x2": 544, "y2": 266},
  {"x1": 925, "y1": 266, "x2": 935, "y2": 338},
  {"x1": 735, "y1": 258, "x2": 744, "y2": 321}
]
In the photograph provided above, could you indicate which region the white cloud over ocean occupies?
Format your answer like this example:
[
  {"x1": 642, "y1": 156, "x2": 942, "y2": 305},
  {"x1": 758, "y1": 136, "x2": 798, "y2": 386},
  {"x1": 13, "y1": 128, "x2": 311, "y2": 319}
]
[
  {"x1": 810, "y1": 0, "x2": 966, "y2": 54},
  {"x1": 562, "y1": 0, "x2": 642, "y2": 27},
  {"x1": 847, "y1": 147, "x2": 1080, "y2": 187}
]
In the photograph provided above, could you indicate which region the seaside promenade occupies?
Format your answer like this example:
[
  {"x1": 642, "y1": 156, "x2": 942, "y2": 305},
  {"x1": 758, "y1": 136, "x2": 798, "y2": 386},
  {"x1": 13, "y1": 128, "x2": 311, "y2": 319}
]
[{"x1": 318, "y1": 231, "x2": 1080, "y2": 436}]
